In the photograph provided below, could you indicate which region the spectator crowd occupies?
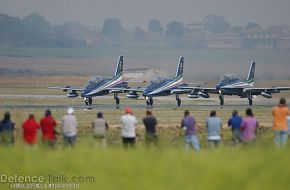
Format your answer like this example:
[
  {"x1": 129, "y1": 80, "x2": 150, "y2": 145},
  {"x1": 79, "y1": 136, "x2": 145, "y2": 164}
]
[{"x1": 0, "y1": 98, "x2": 289, "y2": 151}]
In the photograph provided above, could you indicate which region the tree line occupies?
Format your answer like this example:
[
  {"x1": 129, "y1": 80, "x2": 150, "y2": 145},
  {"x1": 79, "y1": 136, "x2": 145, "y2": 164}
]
[
  {"x1": 0, "y1": 13, "x2": 85, "y2": 47},
  {"x1": 0, "y1": 12, "x2": 261, "y2": 48}
]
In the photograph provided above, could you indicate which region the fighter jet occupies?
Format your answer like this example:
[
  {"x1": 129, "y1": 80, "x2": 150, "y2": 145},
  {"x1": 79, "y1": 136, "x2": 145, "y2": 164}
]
[
  {"x1": 49, "y1": 55, "x2": 128, "y2": 108},
  {"x1": 126, "y1": 56, "x2": 198, "y2": 107},
  {"x1": 184, "y1": 61, "x2": 290, "y2": 105}
]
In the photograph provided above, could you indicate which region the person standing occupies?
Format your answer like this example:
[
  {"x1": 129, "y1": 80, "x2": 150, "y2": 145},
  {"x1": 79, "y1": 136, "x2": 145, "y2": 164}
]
[
  {"x1": 92, "y1": 112, "x2": 109, "y2": 147},
  {"x1": 62, "y1": 107, "x2": 78, "y2": 147},
  {"x1": 228, "y1": 110, "x2": 243, "y2": 144},
  {"x1": 22, "y1": 114, "x2": 40, "y2": 145},
  {"x1": 287, "y1": 114, "x2": 290, "y2": 136},
  {"x1": 181, "y1": 110, "x2": 200, "y2": 152},
  {"x1": 0, "y1": 112, "x2": 15, "y2": 146},
  {"x1": 206, "y1": 111, "x2": 222, "y2": 148},
  {"x1": 272, "y1": 98, "x2": 290, "y2": 147},
  {"x1": 142, "y1": 110, "x2": 158, "y2": 147},
  {"x1": 241, "y1": 108, "x2": 258, "y2": 144},
  {"x1": 120, "y1": 107, "x2": 137, "y2": 149},
  {"x1": 40, "y1": 109, "x2": 57, "y2": 147}
]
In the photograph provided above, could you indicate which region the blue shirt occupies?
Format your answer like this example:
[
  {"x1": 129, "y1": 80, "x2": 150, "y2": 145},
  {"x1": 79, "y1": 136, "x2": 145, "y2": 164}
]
[
  {"x1": 228, "y1": 115, "x2": 242, "y2": 130},
  {"x1": 181, "y1": 115, "x2": 196, "y2": 136},
  {"x1": 0, "y1": 120, "x2": 15, "y2": 132}
]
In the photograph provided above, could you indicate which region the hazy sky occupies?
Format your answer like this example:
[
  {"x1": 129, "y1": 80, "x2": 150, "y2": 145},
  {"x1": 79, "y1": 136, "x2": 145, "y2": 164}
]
[{"x1": 0, "y1": 0, "x2": 290, "y2": 29}]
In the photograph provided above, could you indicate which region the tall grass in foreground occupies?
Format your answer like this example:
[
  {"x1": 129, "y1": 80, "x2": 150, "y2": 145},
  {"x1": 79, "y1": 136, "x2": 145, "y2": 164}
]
[{"x1": 0, "y1": 142, "x2": 290, "y2": 190}]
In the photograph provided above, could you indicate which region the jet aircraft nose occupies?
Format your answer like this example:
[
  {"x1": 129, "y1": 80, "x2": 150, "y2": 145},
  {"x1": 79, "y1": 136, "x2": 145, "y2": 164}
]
[
  {"x1": 143, "y1": 88, "x2": 149, "y2": 96},
  {"x1": 81, "y1": 91, "x2": 85, "y2": 97}
]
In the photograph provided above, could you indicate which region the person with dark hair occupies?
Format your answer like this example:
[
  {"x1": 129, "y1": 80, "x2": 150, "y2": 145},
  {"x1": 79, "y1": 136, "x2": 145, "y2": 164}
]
[
  {"x1": 181, "y1": 110, "x2": 200, "y2": 152},
  {"x1": 40, "y1": 109, "x2": 57, "y2": 146},
  {"x1": 228, "y1": 110, "x2": 243, "y2": 145},
  {"x1": 22, "y1": 114, "x2": 40, "y2": 145},
  {"x1": 0, "y1": 112, "x2": 15, "y2": 146},
  {"x1": 92, "y1": 112, "x2": 109, "y2": 147},
  {"x1": 206, "y1": 111, "x2": 222, "y2": 148},
  {"x1": 272, "y1": 98, "x2": 290, "y2": 147},
  {"x1": 142, "y1": 110, "x2": 158, "y2": 147},
  {"x1": 241, "y1": 108, "x2": 258, "y2": 143},
  {"x1": 120, "y1": 107, "x2": 137, "y2": 149}
]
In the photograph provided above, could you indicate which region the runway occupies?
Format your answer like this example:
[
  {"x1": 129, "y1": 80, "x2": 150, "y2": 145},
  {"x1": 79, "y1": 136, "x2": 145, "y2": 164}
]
[
  {"x1": 0, "y1": 93, "x2": 280, "y2": 110},
  {"x1": 0, "y1": 102, "x2": 277, "y2": 110}
]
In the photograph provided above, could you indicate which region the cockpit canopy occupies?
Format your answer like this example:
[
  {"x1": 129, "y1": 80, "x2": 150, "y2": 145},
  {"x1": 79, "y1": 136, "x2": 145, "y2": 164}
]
[
  {"x1": 219, "y1": 73, "x2": 239, "y2": 83},
  {"x1": 148, "y1": 77, "x2": 167, "y2": 87},
  {"x1": 86, "y1": 76, "x2": 104, "y2": 88}
]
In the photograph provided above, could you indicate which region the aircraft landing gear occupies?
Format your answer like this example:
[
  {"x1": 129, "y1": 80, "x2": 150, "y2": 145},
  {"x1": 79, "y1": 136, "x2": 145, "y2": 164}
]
[
  {"x1": 89, "y1": 97, "x2": 92, "y2": 106},
  {"x1": 84, "y1": 97, "x2": 93, "y2": 109},
  {"x1": 146, "y1": 97, "x2": 153, "y2": 108},
  {"x1": 219, "y1": 94, "x2": 224, "y2": 106},
  {"x1": 176, "y1": 94, "x2": 181, "y2": 107},
  {"x1": 114, "y1": 93, "x2": 120, "y2": 109},
  {"x1": 248, "y1": 97, "x2": 253, "y2": 106}
]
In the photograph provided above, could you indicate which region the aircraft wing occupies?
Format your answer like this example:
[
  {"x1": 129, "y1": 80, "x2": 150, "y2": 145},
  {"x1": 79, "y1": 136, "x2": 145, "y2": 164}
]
[
  {"x1": 122, "y1": 80, "x2": 147, "y2": 83},
  {"x1": 170, "y1": 88, "x2": 192, "y2": 94},
  {"x1": 48, "y1": 86, "x2": 83, "y2": 92},
  {"x1": 123, "y1": 87, "x2": 145, "y2": 93},
  {"x1": 183, "y1": 82, "x2": 207, "y2": 86},
  {"x1": 243, "y1": 87, "x2": 290, "y2": 94},
  {"x1": 108, "y1": 87, "x2": 144, "y2": 93},
  {"x1": 178, "y1": 87, "x2": 220, "y2": 94},
  {"x1": 107, "y1": 87, "x2": 128, "y2": 93}
]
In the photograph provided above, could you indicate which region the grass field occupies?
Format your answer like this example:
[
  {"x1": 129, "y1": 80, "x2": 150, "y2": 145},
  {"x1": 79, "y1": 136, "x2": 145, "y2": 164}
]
[{"x1": 1, "y1": 144, "x2": 290, "y2": 190}]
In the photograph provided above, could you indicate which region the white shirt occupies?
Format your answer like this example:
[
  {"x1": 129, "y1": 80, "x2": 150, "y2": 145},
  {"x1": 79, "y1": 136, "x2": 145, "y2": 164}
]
[
  {"x1": 120, "y1": 114, "x2": 137, "y2": 138},
  {"x1": 208, "y1": 135, "x2": 221, "y2": 140},
  {"x1": 62, "y1": 114, "x2": 78, "y2": 137}
]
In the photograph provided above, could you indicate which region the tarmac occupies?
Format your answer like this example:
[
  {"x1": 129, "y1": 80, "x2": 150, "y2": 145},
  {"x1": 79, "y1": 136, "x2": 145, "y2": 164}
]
[{"x1": 0, "y1": 93, "x2": 278, "y2": 110}]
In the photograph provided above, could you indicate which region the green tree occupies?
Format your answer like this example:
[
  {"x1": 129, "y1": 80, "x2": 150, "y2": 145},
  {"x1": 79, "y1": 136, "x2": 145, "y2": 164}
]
[
  {"x1": 165, "y1": 21, "x2": 184, "y2": 38},
  {"x1": 102, "y1": 18, "x2": 123, "y2": 37},
  {"x1": 245, "y1": 22, "x2": 260, "y2": 30},
  {"x1": 101, "y1": 18, "x2": 123, "y2": 46},
  {"x1": 203, "y1": 14, "x2": 231, "y2": 33},
  {"x1": 0, "y1": 13, "x2": 24, "y2": 46},
  {"x1": 231, "y1": 25, "x2": 243, "y2": 33},
  {"x1": 134, "y1": 26, "x2": 146, "y2": 40},
  {"x1": 22, "y1": 13, "x2": 53, "y2": 46},
  {"x1": 53, "y1": 24, "x2": 83, "y2": 48},
  {"x1": 148, "y1": 19, "x2": 163, "y2": 34}
]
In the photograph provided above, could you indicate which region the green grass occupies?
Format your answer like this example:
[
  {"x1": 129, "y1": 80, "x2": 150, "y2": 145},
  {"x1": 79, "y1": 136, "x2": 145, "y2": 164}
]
[{"x1": 0, "y1": 143, "x2": 290, "y2": 190}]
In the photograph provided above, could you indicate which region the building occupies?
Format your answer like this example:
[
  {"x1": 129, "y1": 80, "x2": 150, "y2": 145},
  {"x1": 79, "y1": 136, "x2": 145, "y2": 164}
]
[{"x1": 203, "y1": 33, "x2": 243, "y2": 49}]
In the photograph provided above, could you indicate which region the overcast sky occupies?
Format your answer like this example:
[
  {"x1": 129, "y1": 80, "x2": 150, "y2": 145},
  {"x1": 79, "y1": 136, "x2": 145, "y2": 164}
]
[{"x1": 0, "y1": 0, "x2": 290, "y2": 29}]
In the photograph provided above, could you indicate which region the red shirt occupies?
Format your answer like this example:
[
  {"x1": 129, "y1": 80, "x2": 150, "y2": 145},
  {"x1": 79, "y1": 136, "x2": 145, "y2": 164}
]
[
  {"x1": 22, "y1": 118, "x2": 40, "y2": 144},
  {"x1": 40, "y1": 116, "x2": 57, "y2": 141}
]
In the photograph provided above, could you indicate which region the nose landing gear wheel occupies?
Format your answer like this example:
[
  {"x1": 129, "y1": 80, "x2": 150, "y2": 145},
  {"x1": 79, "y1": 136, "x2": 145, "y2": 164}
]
[
  {"x1": 146, "y1": 97, "x2": 153, "y2": 108},
  {"x1": 248, "y1": 98, "x2": 253, "y2": 106},
  {"x1": 219, "y1": 95, "x2": 224, "y2": 106},
  {"x1": 84, "y1": 97, "x2": 93, "y2": 110},
  {"x1": 176, "y1": 94, "x2": 181, "y2": 107},
  {"x1": 114, "y1": 93, "x2": 120, "y2": 109}
]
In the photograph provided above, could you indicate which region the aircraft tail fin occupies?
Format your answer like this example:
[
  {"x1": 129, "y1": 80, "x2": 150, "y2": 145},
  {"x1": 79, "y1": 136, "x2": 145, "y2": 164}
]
[
  {"x1": 246, "y1": 61, "x2": 255, "y2": 83},
  {"x1": 175, "y1": 56, "x2": 184, "y2": 79},
  {"x1": 114, "y1": 55, "x2": 123, "y2": 77}
]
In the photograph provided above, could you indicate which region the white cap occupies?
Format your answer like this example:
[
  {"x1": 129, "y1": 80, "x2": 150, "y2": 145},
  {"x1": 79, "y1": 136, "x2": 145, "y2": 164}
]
[{"x1": 67, "y1": 107, "x2": 74, "y2": 114}]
